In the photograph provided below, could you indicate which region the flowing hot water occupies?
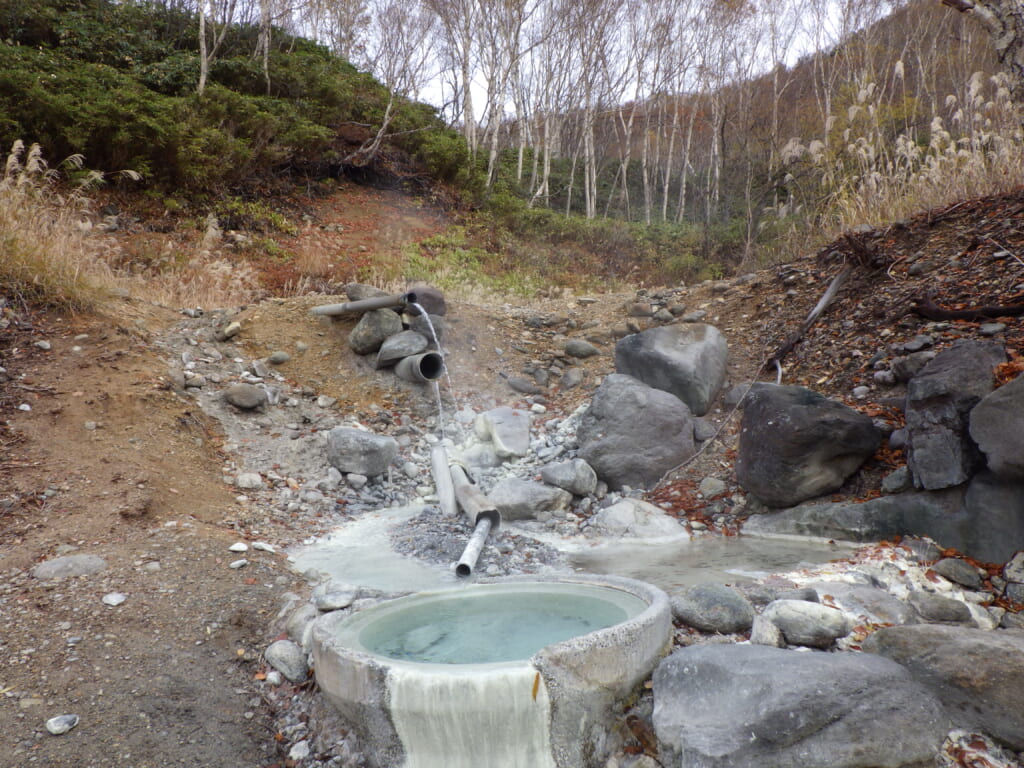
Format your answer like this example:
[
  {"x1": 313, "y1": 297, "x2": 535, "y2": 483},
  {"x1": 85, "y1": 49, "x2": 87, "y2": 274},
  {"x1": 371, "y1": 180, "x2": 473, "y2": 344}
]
[{"x1": 411, "y1": 302, "x2": 458, "y2": 436}]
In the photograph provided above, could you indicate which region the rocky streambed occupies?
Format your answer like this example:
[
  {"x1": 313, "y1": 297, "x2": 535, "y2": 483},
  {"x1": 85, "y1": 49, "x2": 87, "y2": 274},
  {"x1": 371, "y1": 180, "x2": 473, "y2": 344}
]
[{"x1": 144, "y1": 286, "x2": 1024, "y2": 768}]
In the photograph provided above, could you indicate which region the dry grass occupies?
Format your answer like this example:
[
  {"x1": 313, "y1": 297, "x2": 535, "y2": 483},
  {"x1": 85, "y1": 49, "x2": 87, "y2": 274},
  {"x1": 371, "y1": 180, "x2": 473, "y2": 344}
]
[
  {"x1": 0, "y1": 141, "x2": 260, "y2": 313},
  {"x1": 771, "y1": 72, "x2": 1023, "y2": 245}
]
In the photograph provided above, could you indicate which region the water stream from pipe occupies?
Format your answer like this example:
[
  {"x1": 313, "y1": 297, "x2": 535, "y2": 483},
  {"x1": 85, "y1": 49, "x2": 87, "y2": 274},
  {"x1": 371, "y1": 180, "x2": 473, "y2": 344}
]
[{"x1": 410, "y1": 302, "x2": 459, "y2": 436}]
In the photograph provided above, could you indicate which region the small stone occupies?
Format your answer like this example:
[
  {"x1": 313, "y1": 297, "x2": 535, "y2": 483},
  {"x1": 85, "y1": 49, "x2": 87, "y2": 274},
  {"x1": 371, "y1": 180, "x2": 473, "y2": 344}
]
[
  {"x1": 45, "y1": 714, "x2": 79, "y2": 735},
  {"x1": 216, "y1": 321, "x2": 242, "y2": 341},
  {"x1": 229, "y1": 559, "x2": 249, "y2": 569},
  {"x1": 698, "y1": 477, "x2": 726, "y2": 498},
  {"x1": 852, "y1": 385, "x2": 871, "y2": 399},
  {"x1": 236, "y1": 473, "x2": 263, "y2": 490},
  {"x1": 265, "y1": 639, "x2": 309, "y2": 682},
  {"x1": 316, "y1": 395, "x2": 337, "y2": 408},
  {"x1": 101, "y1": 592, "x2": 127, "y2": 606},
  {"x1": 979, "y1": 323, "x2": 1006, "y2": 337},
  {"x1": 229, "y1": 542, "x2": 249, "y2": 553},
  {"x1": 34, "y1": 340, "x2": 52, "y2": 351},
  {"x1": 18, "y1": 403, "x2": 31, "y2": 411},
  {"x1": 268, "y1": 351, "x2": 291, "y2": 365},
  {"x1": 564, "y1": 339, "x2": 601, "y2": 358},
  {"x1": 223, "y1": 383, "x2": 266, "y2": 410},
  {"x1": 84, "y1": 421, "x2": 98, "y2": 431},
  {"x1": 252, "y1": 542, "x2": 275, "y2": 553},
  {"x1": 289, "y1": 741, "x2": 311, "y2": 761}
]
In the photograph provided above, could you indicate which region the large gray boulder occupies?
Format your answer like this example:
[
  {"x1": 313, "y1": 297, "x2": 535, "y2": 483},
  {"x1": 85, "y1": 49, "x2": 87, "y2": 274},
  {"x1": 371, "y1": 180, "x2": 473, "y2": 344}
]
[
  {"x1": 969, "y1": 373, "x2": 1024, "y2": 479},
  {"x1": 742, "y1": 478, "x2": 1024, "y2": 563},
  {"x1": 652, "y1": 644, "x2": 948, "y2": 768},
  {"x1": 613, "y1": 323, "x2": 728, "y2": 416},
  {"x1": 863, "y1": 625, "x2": 1024, "y2": 750},
  {"x1": 348, "y1": 309, "x2": 403, "y2": 355},
  {"x1": 577, "y1": 374, "x2": 696, "y2": 490},
  {"x1": 735, "y1": 384, "x2": 881, "y2": 507},
  {"x1": 905, "y1": 340, "x2": 1006, "y2": 489},
  {"x1": 324, "y1": 427, "x2": 398, "y2": 476}
]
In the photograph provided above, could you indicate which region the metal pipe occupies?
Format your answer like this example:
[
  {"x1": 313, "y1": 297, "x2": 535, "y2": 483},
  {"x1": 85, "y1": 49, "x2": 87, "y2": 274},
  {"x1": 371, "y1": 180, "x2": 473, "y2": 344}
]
[
  {"x1": 430, "y1": 444, "x2": 457, "y2": 518},
  {"x1": 455, "y1": 518, "x2": 492, "y2": 578},
  {"x1": 394, "y1": 352, "x2": 444, "y2": 383},
  {"x1": 450, "y1": 464, "x2": 501, "y2": 578},
  {"x1": 310, "y1": 291, "x2": 418, "y2": 316}
]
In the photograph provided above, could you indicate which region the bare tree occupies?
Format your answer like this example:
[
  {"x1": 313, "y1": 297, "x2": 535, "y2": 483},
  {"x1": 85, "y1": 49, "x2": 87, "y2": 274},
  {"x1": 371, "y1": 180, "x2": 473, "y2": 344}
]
[
  {"x1": 942, "y1": 0, "x2": 1024, "y2": 103},
  {"x1": 198, "y1": 0, "x2": 239, "y2": 95}
]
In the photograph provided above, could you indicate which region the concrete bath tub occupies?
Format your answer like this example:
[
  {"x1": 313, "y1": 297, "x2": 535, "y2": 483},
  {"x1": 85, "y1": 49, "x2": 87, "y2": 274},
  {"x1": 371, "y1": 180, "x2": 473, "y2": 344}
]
[{"x1": 310, "y1": 575, "x2": 671, "y2": 768}]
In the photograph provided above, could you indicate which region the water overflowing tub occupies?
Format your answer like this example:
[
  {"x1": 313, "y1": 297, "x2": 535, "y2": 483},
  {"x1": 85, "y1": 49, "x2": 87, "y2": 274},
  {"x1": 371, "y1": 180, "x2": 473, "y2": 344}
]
[{"x1": 310, "y1": 575, "x2": 671, "y2": 768}]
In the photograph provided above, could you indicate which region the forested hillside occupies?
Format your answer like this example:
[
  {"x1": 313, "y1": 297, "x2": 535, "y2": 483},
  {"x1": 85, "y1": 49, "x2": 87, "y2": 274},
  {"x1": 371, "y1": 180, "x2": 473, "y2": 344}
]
[
  {"x1": 1, "y1": 0, "x2": 1021, "y2": 299},
  {"x1": 0, "y1": 0, "x2": 472, "y2": 192}
]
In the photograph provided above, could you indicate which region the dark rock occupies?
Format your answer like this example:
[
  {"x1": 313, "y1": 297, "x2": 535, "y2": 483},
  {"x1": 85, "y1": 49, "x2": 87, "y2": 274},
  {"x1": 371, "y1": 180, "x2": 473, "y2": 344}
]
[
  {"x1": 653, "y1": 644, "x2": 948, "y2": 768},
  {"x1": 223, "y1": 383, "x2": 267, "y2": 410},
  {"x1": 932, "y1": 558, "x2": 984, "y2": 590},
  {"x1": 692, "y1": 418, "x2": 718, "y2": 442},
  {"x1": 505, "y1": 376, "x2": 541, "y2": 395},
  {"x1": 344, "y1": 283, "x2": 389, "y2": 301},
  {"x1": 743, "y1": 478, "x2": 1024, "y2": 564},
  {"x1": 905, "y1": 340, "x2": 1005, "y2": 490},
  {"x1": 324, "y1": 427, "x2": 398, "y2": 476},
  {"x1": 613, "y1": 323, "x2": 728, "y2": 416},
  {"x1": 409, "y1": 313, "x2": 446, "y2": 344},
  {"x1": 670, "y1": 583, "x2": 754, "y2": 634},
  {"x1": 863, "y1": 625, "x2": 1024, "y2": 750},
  {"x1": 349, "y1": 309, "x2": 403, "y2": 355},
  {"x1": 560, "y1": 368, "x2": 584, "y2": 390},
  {"x1": 540, "y1": 458, "x2": 598, "y2": 496},
  {"x1": 577, "y1": 374, "x2": 695, "y2": 490},
  {"x1": 908, "y1": 592, "x2": 975, "y2": 625},
  {"x1": 735, "y1": 384, "x2": 881, "y2": 507},
  {"x1": 891, "y1": 352, "x2": 935, "y2": 383},
  {"x1": 969, "y1": 373, "x2": 1024, "y2": 479},
  {"x1": 405, "y1": 285, "x2": 446, "y2": 316},
  {"x1": 881, "y1": 466, "x2": 912, "y2": 494},
  {"x1": 564, "y1": 339, "x2": 601, "y2": 358},
  {"x1": 962, "y1": 471, "x2": 1024, "y2": 562},
  {"x1": 375, "y1": 331, "x2": 428, "y2": 368}
]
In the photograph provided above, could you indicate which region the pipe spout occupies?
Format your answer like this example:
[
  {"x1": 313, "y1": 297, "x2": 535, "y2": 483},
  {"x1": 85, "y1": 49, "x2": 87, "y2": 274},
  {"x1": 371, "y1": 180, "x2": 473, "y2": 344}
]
[
  {"x1": 394, "y1": 352, "x2": 444, "y2": 383},
  {"x1": 450, "y1": 464, "x2": 501, "y2": 578},
  {"x1": 310, "y1": 291, "x2": 418, "y2": 317}
]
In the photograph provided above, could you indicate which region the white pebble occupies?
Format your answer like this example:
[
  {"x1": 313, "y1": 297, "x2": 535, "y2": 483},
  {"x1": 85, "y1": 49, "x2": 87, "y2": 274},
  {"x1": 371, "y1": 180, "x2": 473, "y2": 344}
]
[
  {"x1": 102, "y1": 592, "x2": 127, "y2": 607},
  {"x1": 45, "y1": 714, "x2": 79, "y2": 735},
  {"x1": 228, "y1": 542, "x2": 249, "y2": 553},
  {"x1": 252, "y1": 542, "x2": 275, "y2": 553},
  {"x1": 229, "y1": 559, "x2": 249, "y2": 569}
]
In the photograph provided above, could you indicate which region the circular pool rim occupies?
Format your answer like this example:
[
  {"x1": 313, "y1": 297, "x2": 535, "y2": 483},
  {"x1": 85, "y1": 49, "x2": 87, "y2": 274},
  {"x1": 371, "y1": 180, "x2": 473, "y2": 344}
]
[{"x1": 328, "y1": 577, "x2": 653, "y2": 669}]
